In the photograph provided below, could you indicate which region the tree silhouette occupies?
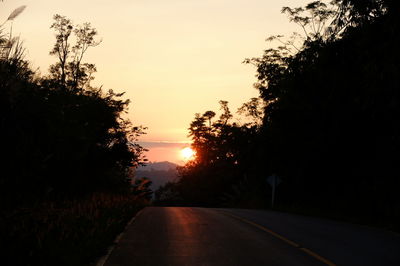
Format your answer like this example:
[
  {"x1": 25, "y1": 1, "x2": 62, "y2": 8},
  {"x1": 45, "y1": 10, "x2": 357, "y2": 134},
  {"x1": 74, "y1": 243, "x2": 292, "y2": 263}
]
[
  {"x1": 246, "y1": 0, "x2": 400, "y2": 223},
  {"x1": 156, "y1": 101, "x2": 261, "y2": 206},
  {"x1": 0, "y1": 10, "x2": 149, "y2": 266},
  {"x1": 49, "y1": 14, "x2": 100, "y2": 90},
  {"x1": 157, "y1": 1, "x2": 400, "y2": 227},
  {"x1": 0, "y1": 15, "x2": 146, "y2": 207}
]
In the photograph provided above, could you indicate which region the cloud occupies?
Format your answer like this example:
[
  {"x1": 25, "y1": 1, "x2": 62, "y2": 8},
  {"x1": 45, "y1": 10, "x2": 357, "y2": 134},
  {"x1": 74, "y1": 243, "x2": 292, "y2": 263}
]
[{"x1": 138, "y1": 141, "x2": 190, "y2": 149}]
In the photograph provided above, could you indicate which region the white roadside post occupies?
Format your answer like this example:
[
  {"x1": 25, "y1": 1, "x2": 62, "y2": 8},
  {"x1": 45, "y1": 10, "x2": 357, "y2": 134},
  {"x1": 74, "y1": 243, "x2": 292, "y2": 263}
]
[{"x1": 266, "y1": 174, "x2": 282, "y2": 208}]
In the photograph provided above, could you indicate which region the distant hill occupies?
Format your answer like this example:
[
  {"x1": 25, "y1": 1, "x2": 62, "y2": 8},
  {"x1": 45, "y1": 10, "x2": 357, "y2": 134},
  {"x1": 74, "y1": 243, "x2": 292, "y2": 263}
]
[
  {"x1": 136, "y1": 161, "x2": 178, "y2": 172},
  {"x1": 135, "y1": 161, "x2": 179, "y2": 191}
]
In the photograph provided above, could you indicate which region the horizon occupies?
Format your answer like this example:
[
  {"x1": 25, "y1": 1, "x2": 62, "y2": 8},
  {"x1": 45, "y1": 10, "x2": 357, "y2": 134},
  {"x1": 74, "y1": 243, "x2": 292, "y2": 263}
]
[{"x1": 1, "y1": 0, "x2": 310, "y2": 162}]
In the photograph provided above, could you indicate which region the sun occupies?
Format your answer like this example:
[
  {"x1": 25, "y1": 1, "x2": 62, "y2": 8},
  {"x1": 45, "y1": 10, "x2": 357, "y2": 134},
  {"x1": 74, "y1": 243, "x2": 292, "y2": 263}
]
[{"x1": 180, "y1": 147, "x2": 195, "y2": 161}]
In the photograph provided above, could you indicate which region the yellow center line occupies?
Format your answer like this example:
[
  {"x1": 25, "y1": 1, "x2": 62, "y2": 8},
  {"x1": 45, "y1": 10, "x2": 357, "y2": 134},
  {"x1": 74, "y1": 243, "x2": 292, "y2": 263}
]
[
  {"x1": 219, "y1": 211, "x2": 337, "y2": 266},
  {"x1": 300, "y1": 247, "x2": 337, "y2": 266}
]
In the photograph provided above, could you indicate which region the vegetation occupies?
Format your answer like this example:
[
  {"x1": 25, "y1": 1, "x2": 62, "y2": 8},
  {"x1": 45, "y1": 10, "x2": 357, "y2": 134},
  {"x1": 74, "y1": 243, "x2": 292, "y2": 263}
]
[
  {"x1": 153, "y1": 98, "x2": 265, "y2": 207},
  {"x1": 2, "y1": 0, "x2": 400, "y2": 263},
  {"x1": 1, "y1": 193, "x2": 144, "y2": 265},
  {"x1": 1, "y1": 6, "x2": 150, "y2": 265},
  {"x1": 155, "y1": 0, "x2": 400, "y2": 230}
]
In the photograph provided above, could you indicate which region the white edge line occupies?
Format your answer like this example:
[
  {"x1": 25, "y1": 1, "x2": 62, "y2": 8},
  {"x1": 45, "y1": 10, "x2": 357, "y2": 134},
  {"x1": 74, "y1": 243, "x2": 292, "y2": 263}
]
[{"x1": 96, "y1": 208, "x2": 144, "y2": 266}]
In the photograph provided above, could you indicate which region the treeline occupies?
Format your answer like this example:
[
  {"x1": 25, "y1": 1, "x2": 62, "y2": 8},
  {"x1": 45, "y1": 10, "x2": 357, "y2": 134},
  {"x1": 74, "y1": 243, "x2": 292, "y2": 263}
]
[
  {"x1": 1, "y1": 14, "x2": 147, "y2": 205},
  {"x1": 156, "y1": 0, "x2": 400, "y2": 229},
  {"x1": 1, "y1": 9, "x2": 149, "y2": 265}
]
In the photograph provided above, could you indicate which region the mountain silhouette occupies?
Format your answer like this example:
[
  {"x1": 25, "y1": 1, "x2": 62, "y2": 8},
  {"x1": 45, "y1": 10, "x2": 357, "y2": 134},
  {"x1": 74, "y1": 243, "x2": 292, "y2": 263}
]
[{"x1": 135, "y1": 161, "x2": 178, "y2": 191}]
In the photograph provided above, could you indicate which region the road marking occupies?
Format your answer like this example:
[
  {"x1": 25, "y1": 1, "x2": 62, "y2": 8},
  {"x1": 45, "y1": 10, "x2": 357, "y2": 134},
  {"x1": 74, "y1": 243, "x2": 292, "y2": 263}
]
[
  {"x1": 220, "y1": 211, "x2": 336, "y2": 266},
  {"x1": 96, "y1": 208, "x2": 144, "y2": 266},
  {"x1": 300, "y1": 247, "x2": 337, "y2": 266}
]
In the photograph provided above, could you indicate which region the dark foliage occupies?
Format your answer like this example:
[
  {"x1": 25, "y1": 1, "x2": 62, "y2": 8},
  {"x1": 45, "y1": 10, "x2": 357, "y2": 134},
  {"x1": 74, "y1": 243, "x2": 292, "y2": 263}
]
[
  {"x1": 0, "y1": 15, "x2": 146, "y2": 208},
  {"x1": 155, "y1": 101, "x2": 263, "y2": 207},
  {"x1": 0, "y1": 59, "x2": 145, "y2": 206},
  {"x1": 253, "y1": 0, "x2": 400, "y2": 226},
  {"x1": 0, "y1": 13, "x2": 149, "y2": 265},
  {"x1": 0, "y1": 193, "x2": 143, "y2": 266},
  {"x1": 157, "y1": 0, "x2": 400, "y2": 229}
]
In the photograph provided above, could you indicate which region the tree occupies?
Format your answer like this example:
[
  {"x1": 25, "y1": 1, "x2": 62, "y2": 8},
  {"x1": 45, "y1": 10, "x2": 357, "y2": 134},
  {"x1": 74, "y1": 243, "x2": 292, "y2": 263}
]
[
  {"x1": 132, "y1": 177, "x2": 153, "y2": 201},
  {"x1": 282, "y1": 1, "x2": 336, "y2": 40},
  {"x1": 237, "y1": 97, "x2": 265, "y2": 127},
  {"x1": 166, "y1": 0, "x2": 400, "y2": 223},
  {"x1": 49, "y1": 15, "x2": 72, "y2": 86},
  {"x1": 156, "y1": 101, "x2": 262, "y2": 206},
  {"x1": 0, "y1": 14, "x2": 146, "y2": 207},
  {"x1": 247, "y1": 0, "x2": 400, "y2": 223},
  {"x1": 49, "y1": 14, "x2": 100, "y2": 90}
]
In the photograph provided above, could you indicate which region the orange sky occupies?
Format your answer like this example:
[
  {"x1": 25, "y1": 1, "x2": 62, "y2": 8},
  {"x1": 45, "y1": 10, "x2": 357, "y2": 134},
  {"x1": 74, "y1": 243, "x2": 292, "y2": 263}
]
[
  {"x1": 1, "y1": 0, "x2": 310, "y2": 163},
  {"x1": 139, "y1": 141, "x2": 190, "y2": 165}
]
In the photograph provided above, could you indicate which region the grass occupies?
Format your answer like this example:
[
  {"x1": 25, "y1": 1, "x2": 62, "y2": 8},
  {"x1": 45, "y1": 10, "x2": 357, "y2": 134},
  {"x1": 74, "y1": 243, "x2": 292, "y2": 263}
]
[{"x1": 0, "y1": 193, "x2": 146, "y2": 266}]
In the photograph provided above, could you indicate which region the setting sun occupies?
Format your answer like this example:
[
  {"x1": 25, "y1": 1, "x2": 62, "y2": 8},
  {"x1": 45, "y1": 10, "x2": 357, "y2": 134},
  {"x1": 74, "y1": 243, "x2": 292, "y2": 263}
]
[{"x1": 180, "y1": 147, "x2": 195, "y2": 161}]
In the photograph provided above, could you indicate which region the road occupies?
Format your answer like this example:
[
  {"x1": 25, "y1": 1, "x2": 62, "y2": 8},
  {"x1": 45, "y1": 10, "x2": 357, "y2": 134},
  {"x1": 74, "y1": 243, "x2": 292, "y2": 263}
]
[{"x1": 102, "y1": 207, "x2": 400, "y2": 266}]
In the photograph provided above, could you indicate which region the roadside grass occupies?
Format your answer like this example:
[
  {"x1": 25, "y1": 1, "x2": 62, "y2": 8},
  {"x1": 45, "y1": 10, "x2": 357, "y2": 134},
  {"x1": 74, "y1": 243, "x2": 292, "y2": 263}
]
[{"x1": 0, "y1": 193, "x2": 146, "y2": 266}]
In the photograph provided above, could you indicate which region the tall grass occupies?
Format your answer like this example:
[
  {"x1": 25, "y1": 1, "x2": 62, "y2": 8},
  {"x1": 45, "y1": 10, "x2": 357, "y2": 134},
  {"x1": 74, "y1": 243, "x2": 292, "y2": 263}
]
[{"x1": 0, "y1": 193, "x2": 146, "y2": 266}]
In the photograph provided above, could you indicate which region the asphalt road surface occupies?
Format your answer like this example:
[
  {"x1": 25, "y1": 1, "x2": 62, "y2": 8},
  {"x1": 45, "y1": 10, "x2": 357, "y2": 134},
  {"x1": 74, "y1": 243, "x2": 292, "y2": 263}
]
[{"x1": 103, "y1": 207, "x2": 400, "y2": 266}]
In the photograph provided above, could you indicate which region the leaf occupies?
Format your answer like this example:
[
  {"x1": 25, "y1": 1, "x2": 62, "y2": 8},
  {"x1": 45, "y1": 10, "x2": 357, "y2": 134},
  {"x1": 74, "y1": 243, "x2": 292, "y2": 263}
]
[{"x1": 7, "y1": 6, "x2": 27, "y2": 21}]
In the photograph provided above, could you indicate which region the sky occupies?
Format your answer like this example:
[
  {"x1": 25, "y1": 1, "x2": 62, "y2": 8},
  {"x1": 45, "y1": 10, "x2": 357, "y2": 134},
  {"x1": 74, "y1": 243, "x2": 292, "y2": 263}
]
[{"x1": 1, "y1": 0, "x2": 310, "y2": 164}]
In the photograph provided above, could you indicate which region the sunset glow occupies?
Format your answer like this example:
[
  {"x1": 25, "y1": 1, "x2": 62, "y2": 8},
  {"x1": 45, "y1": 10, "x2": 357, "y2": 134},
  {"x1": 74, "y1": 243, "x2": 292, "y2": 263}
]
[
  {"x1": 180, "y1": 147, "x2": 195, "y2": 161},
  {"x1": 1, "y1": 0, "x2": 311, "y2": 162}
]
